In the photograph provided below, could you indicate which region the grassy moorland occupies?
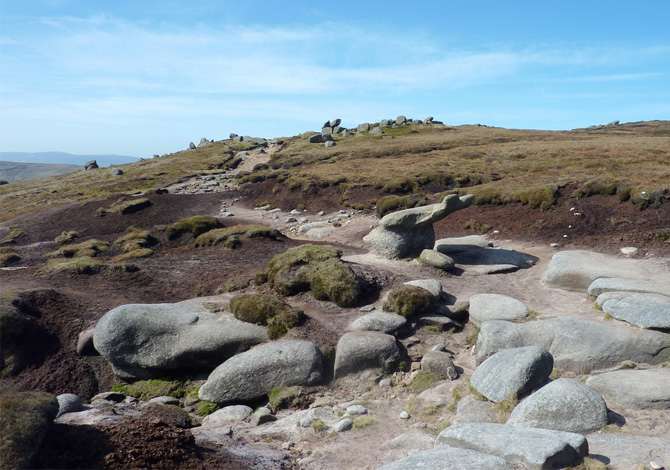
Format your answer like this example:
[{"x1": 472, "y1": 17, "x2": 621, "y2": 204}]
[
  {"x1": 242, "y1": 120, "x2": 670, "y2": 212},
  {"x1": 1, "y1": 121, "x2": 668, "y2": 224}
]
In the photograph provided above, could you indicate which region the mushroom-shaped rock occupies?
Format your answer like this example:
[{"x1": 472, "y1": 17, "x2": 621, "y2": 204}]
[
  {"x1": 93, "y1": 300, "x2": 268, "y2": 379},
  {"x1": 507, "y1": 378, "x2": 608, "y2": 434},
  {"x1": 334, "y1": 332, "x2": 402, "y2": 377},
  {"x1": 199, "y1": 341, "x2": 323, "y2": 404},
  {"x1": 470, "y1": 346, "x2": 553, "y2": 403},
  {"x1": 364, "y1": 194, "x2": 474, "y2": 259}
]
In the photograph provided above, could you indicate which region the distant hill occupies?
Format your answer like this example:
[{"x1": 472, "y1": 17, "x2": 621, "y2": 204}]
[
  {"x1": 0, "y1": 151, "x2": 140, "y2": 168},
  {"x1": 0, "y1": 161, "x2": 81, "y2": 183}
]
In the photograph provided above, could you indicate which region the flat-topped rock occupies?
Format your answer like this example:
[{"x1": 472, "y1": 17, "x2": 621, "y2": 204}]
[
  {"x1": 470, "y1": 346, "x2": 553, "y2": 403},
  {"x1": 544, "y1": 250, "x2": 653, "y2": 291},
  {"x1": 476, "y1": 317, "x2": 670, "y2": 373},
  {"x1": 378, "y1": 446, "x2": 514, "y2": 470},
  {"x1": 419, "y1": 250, "x2": 455, "y2": 270},
  {"x1": 601, "y1": 292, "x2": 670, "y2": 329},
  {"x1": 507, "y1": 378, "x2": 608, "y2": 434},
  {"x1": 434, "y1": 235, "x2": 493, "y2": 253},
  {"x1": 468, "y1": 294, "x2": 529, "y2": 327},
  {"x1": 93, "y1": 299, "x2": 268, "y2": 379},
  {"x1": 453, "y1": 395, "x2": 497, "y2": 425},
  {"x1": 435, "y1": 423, "x2": 588, "y2": 470},
  {"x1": 448, "y1": 246, "x2": 537, "y2": 271},
  {"x1": 587, "y1": 433, "x2": 670, "y2": 470},
  {"x1": 334, "y1": 331, "x2": 402, "y2": 377},
  {"x1": 588, "y1": 277, "x2": 670, "y2": 297},
  {"x1": 586, "y1": 368, "x2": 670, "y2": 410},
  {"x1": 403, "y1": 279, "x2": 443, "y2": 299}
]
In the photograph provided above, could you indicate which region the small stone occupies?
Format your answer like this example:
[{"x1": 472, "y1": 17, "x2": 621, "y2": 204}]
[
  {"x1": 400, "y1": 411, "x2": 410, "y2": 420},
  {"x1": 333, "y1": 418, "x2": 353, "y2": 432},
  {"x1": 56, "y1": 394, "x2": 84, "y2": 417},
  {"x1": 250, "y1": 407, "x2": 276, "y2": 426},
  {"x1": 359, "y1": 305, "x2": 375, "y2": 312},
  {"x1": 346, "y1": 405, "x2": 368, "y2": 415},
  {"x1": 286, "y1": 217, "x2": 297, "y2": 223},
  {"x1": 621, "y1": 247, "x2": 638, "y2": 256},
  {"x1": 379, "y1": 378, "x2": 392, "y2": 388},
  {"x1": 318, "y1": 211, "x2": 326, "y2": 216},
  {"x1": 282, "y1": 441, "x2": 293, "y2": 450},
  {"x1": 149, "y1": 396, "x2": 180, "y2": 405}
]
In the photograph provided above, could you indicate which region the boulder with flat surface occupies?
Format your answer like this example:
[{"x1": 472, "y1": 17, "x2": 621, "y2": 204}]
[
  {"x1": 334, "y1": 331, "x2": 402, "y2": 377},
  {"x1": 585, "y1": 368, "x2": 670, "y2": 410},
  {"x1": 601, "y1": 292, "x2": 670, "y2": 329},
  {"x1": 476, "y1": 316, "x2": 670, "y2": 373},
  {"x1": 468, "y1": 294, "x2": 529, "y2": 327},
  {"x1": 350, "y1": 312, "x2": 407, "y2": 334},
  {"x1": 378, "y1": 446, "x2": 514, "y2": 470}
]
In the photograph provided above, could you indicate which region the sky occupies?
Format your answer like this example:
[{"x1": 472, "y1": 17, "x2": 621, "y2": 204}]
[{"x1": 1, "y1": 1, "x2": 669, "y2": 158}]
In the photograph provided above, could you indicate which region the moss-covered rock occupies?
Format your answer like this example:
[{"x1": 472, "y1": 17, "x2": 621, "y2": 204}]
[
  {"x1": 230, "y1": 293, "x2": 302, "y2": 339},
  {"x1": 384, "y1": 285, "x2": 433, "y2": 317},
  {"x1": 267, "y1": 386, "x2": 311, "y2": 413},
  {"x1": 111, "y1": 379, "x2": 198, "y2": 402},
  {"x1": 0, "y1": 384, "x2": 58, "y2": 469},
  {"x1": 308, "y1": 258, "x2": 361, "y2": 307},
  {"x1": 194, "y1": 224, "x2": 280, "y2": 247},
  {"x1": 165, "y1": 215, "x2": 221, "y2": 240},
  {"x1": 56, "y1": 239, "x2": 110, "y2": 258}
]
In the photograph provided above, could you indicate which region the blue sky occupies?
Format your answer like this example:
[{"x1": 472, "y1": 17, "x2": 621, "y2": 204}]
[{"x1": 1, "y1": 1, "x2": 669, "y2": 158}]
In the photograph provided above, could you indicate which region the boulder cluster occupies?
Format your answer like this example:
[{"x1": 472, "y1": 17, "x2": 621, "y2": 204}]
[{"x1": 308, "y1": 116, "x2": 443, "y2": 146}]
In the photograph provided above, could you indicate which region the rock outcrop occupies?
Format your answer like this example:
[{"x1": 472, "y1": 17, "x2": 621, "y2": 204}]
[
  {"x1": 364, "y1": 194, "x2": 474, "y2": 259},
  {"x1": 586, "y1": 368, "x2": 670, "y2": 410}
]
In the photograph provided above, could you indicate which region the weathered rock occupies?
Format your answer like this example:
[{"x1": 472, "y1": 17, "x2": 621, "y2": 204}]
[
  {"x1": 470, "y1": 346, "x2": 553, "y2": 403},
  {"x1": 334, "y1": 332, "x2": 402, "y2": 377},
  {"x1": 249, "y1": 408, "x2": 336, "y2": 440},
  {"x1": 189, "y1": 142, "x2": 196, "y2": 149},
  {"x1": 395, "y1": 115, "x2": 407, "y2": 125},
  {"x1": 229, "y1": 133, "x2": 238, "y2": 139},
  {"x1": 453, "y1": 395, "x2": 497, "y2": 425},
  {"x1": 447, "y1": 246, "x2": 537, "y2": 273},
  {"x1": 198, "y1": 137, "x2": 209, "y2": 147},
  {"x1": 419, "y1": 250, "x2": 455, "y2": 270},
  {"x1": 378, "y1": 446, "x2": 514, "y2": 470},
  {"x1": 324, "y1": 141, "x2": 336, "y2": 148},
  {"x1": 76, "y1": 327, "x2": 97, "y2": 356},
  {"x1": 424, "y1": 116, "x2": 434, "y2": 123},
  {"x1": 382, "y1": 431, "x2": 434, "y2": 453},
  {"x1": 357, "y1": 123, "x2": 370, "y2": 132},
  {"x1": 321, "y1": 126, "x2": 333, "y2": 135},
  {"x1": 110, "y1": 168, "x2": 124, "y2": 176},
  {"x1": 93, "y1": 300, "x2": 268, "y2": 379},
  {"x1": 202, "y1": 405, "x2": 254, "y2": 426},
  {"x1": 380, "y1": 119, "x2": 392, "y2": 127},
  {"x1": 369, "y1": 126, "x2": 383, "y2": 135},
  {"x1": 249, "y1": 406, "x2": 276, "y2": 426},
  {"x1": 403, "y1": 279, "x2": 443, "y2": 300},
  {"x1": 435, "y1": 423, "x2": 588, "y2": 470},
  {"x1": 148, "y1": 395, "x2": 179, "y2": 405},
  {"x1": 84, "y1": 160, "x2": 98, "y2": 170},
  {"x1": 543, "y1": 250, "x2": 653, "y2": 291},
  {"x1": 309, "y1": 134, "x2": 324, "y2": 143},
  {"x1": 507, "y1": 378, "x2": 608, "y2": 434},
  {"x1": 601, "y1": 293, "x2": 670, "y2": 329},
  {"x1": 585, "y1": 368, "x2": 670, "y2": 410},
  {"x1": 333, "y1": 418, "x2": 353, "y2": 432},
  {"x1": 56, "y1": 393, "x2": 84, "y2": 417},
  {"x1": 587, "y1": 433, "x2": 670, "y2": 470},
  {"x1": 364, "y1": 194, "x2": 474, "y2": 259},
  {"x1": 350, "y1": 312, "x2": 407, "y2": 334},
  {"x1": 332, "y1": 126, "x2": 345, "y2": 134},
  {"x1": 476, "y1": 317, "x2": 670, "y2": 373},
  {"x1": 420, "y1": 350, "x2": 458, "y2": 380},
  {"x1": 588, "y1": 277, "x2": 670, "y2": 297},
  {"x1": 346, "y1": 404, "x2": 368, "y2": 415},
  {"x1": 434, "y1": 235, "x2": 492, "y2": 253},
  {"x1": 199, "y1": 341, "x2": 323, "y2": 404},
  {"x1": 468, "y1": 294, "x2": 529, "y2": 327},
  {"x1": 330, "y1": 118, "x2": 341, "y2": 127}
]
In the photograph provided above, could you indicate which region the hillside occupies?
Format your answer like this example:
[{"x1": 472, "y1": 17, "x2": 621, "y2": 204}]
[
  {"x1": 1, "y1": 119, "x2": 669, "y2": 470},
  {"x1": 0, "y1": 160, "x2": 81, "y2": 183},
  {"x1": 0, "y1": 151, "x2": 140, "y2": 167}
]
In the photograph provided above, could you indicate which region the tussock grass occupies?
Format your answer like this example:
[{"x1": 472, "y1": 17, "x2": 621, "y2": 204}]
[
  {"x1": 97, "y1": 197, "x2": 152, "y2": 216},
  {"x1": 384, "y1": 285, "x2": 432, "y2": 317},
  {"x1": 194, "y1": 224, "x2": 280, "y2": 247},
  {"x1": 230, "y1": 293, "x2": 302, "y2": 339},
  {"x1": 165, "y1": 215, "x2": 220, "y2": 240},
  {"x1": 53, "y1": 239, "x2": 110, "y2": 258},
  {"x1": 43, "y1": 256, "x2": 104, "y2": 275}
]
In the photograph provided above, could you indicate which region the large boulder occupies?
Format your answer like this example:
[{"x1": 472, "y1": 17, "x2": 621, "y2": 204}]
[
  {"x1": 378, "y1": 446, "x2": 514, "y2": 470},
  {"x1": 585, "y1": 368, "x2": 670, "y2": 410},
  {"x1": 600, "y1": 293, "x2": 670, "y2": 329},
  {"x1": 476, "y1": 317, "x2": 670, "y2": 373},
  {"x1": 84, "y1": 160, "x2": 98, "y2": 170},
  {"x1": 588, "y1": 277, "x2": 670, "y2": 297},
  {"x1": 199, "y1": 341, "x2": 323, "y2": 404},
  {"x1": 507, "y1": 378, "x2": 608, "y2": 434},
  {"x1": 543, "y1": 250, "x2": 653, "y2": 291},
  {"x1": 364, "y1": 194, "x2": 474, "y2": 259},
  {"x1": 334, "y1": 332, "x2": 402, "y2": 377},
  {"x1": 468, "y1": 294, "x2": 529, "y2": 327},
  {"x1": 435, "y1": 423, "x2": 588, "y2": 470},
  {"x1": 469, "y1": 346, "x2": 553, "y2": 403},
  {"x1": 93, "y1": 299, "x2": 268, "y2": 379}
]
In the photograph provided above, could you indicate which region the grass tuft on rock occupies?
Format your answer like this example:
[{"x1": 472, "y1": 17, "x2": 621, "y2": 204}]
[
  {"x1": 55, "y1": 231, "x2": 79, "y2": 244},
  {"x1": 97, "y1": 197, "x2": 152, "y2": 216},
  {"x1": 43, "y1": 256, "x2": 104, "y2": 275},
  {"x1": 165, "y1": 215, "x2": 221, "y2": 240},
  {"x1": 111, "y1": 379, "x2": 198, "y2": 402},
  {"x1": 230, "y1": 293, "x2": 302, "y2": 339},
  {"x1": 267, "y1": 386, "x2": 310, "y2": 413},
  {"x1": 55, "y1": 239, "x2": 110, "y2": 258},
  {"x1": 308, "y1": 258, "x2": 361, "y2": 307},
  {"x1": 194, "y1": 224, "x2": 280, "y2": 247},
  {"x1": 0, "y1": 251, "x2": 21, "y2": 266},
  {"x1": 384, "y1": 285, "x2": 433, "y2": 317},
  {"x1": 410, "y1": 371, "x2": 440, "y2": 393}
]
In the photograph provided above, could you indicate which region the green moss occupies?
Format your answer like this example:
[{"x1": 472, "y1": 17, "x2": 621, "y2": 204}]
[
  {"x1": 267, "y1": 386, "x2": 310, "y2": 412},
  {"x1": 194, "y1": 224, "x2": 280, "y2": 247},
  {"x1": 382, "y1": 178, "x2": 418, "y2": 194},
  {"x1": 632, "y1": 190, "x2": 665, "y2": 210},
  {"x1": 230, "y1": 293, "x2": 302, "y2": 339},
  {"x1": 165, "y1": 215, "x2": 221, "y2": 240},
  {"x1": 263, "y1": 244, "x2": 342, "y2": 295},
  {"x1": 43, "y1": 256, "x2": 104, "y2": 275},
  {"x1": 98, "y1": 197, "x2": 152, "y2": 216},
  {"x1": 353, "y1": 416, "x2": 375, "y2": 429},
  {"x1": 55, "y1": 230, "x2": 79, "y2": 244},
  {"x1": 384, "y1": 285, "x2": 432, "y2": 317},
  {"x1": 410, "y1": 371, "x2": 440, "y2": 393},
  {"x1": 112, "y1": 248, "x2": 154, "y2": 261},
  {"x1": 308, "y1": 258, "x2": 361, "y2": 307},
  {"x1": 196, "y1": 401, "x2": 220, "y2": 416},
  {"x1": 376, "y1": 194, "x2": 427, "y2": 217},
  {"x1": 111, "y1": 379, "x2": 197, "y2": 402},
  {"x1": 512, "y1": 185, "x2": 558, "y2": 211},
  {"x1": 1, "y1": 229, "x2": 25, "y2": 244},
  {"x1": 56, "y1": 239, "x2": 110, "y2": 258},
  {"x1": 0, "y1": 384, "x2": 59, "y2": 469},
  {"x1": 216, "y1": 279, "x2": 250, "y2": 293}
]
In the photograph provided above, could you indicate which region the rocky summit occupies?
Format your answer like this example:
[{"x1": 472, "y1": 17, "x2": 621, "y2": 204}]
[{"x1": 1, "y1": 118, "x2": 670, "y2": 470}]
